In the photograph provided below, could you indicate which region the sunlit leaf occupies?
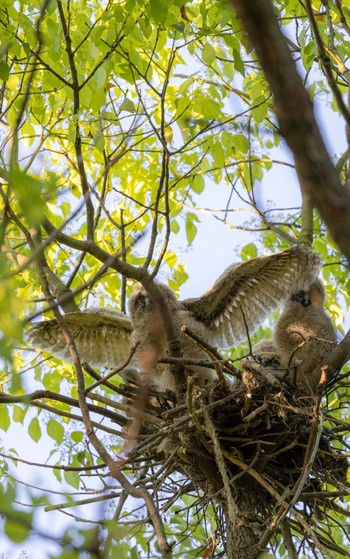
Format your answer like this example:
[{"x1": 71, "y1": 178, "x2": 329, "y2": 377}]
[
  {"x1": 12, "y1": 405, "x2": 26, "y2": 424},
  {"x1": 0, "y1": 407, "x2": 11, "y2": 432},
  {"x1": 47, "y1": 418, "x2": 65, "y2": 444},
  {"x1": 64, "y1": 470, "x2": 80, "y2": 489},
  {"x1": 202, "y1": 43, "x2": 216, "y2": 65},
  {"x1": 241, "y1": 243, "x2": 258, "y2": 261},
  {"x1": 9, "y1": 169, "x2": 46, "y2": 225},
  {"x1": 28, "y1": 417, "x2": 41, "y2": 443}
]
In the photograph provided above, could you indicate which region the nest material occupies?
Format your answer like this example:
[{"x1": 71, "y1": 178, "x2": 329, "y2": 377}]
[{"x1": 121, "y1": 360, "x2": 349, "y2": 557}]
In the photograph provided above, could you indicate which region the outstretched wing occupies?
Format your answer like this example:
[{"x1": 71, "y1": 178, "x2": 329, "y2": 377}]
[
  {"x1": 28, "y1": 308, "x2": 133, "y2": 367},
  {"x1": 182, "y1": 246, "x2": 321, "y2": 347}
]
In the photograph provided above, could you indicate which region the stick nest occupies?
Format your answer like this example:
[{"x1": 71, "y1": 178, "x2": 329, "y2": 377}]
[{"x1": 121, "y1": 358, "x2": 349, "y2": 556}]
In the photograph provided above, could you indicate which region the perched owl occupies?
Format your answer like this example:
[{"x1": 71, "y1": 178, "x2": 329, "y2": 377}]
[
  {"x1": 28, "y1": 246, "x2": 320, "y2": 392},
  {"x1": 274, "y1": 280, "x2": 338, "y2": 393},
  {"x1": 252, "y1": 340, "x2": 281, "y2": 369}
]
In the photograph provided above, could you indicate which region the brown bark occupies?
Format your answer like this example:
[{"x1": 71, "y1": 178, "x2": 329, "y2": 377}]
[{"x1": 224, "y1": 479, "x2": 264, "y2": 559}]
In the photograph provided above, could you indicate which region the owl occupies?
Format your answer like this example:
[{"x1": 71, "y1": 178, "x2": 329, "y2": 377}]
[
  {"x1": 273, "y1": 280, "x2": 338, "y2": 393},
  {"x1": 252, "y1": 340, "x2": 281, "y2": 370},
  {"x1": 28, "y1": 246, "x2": 321, "y2": 392}
]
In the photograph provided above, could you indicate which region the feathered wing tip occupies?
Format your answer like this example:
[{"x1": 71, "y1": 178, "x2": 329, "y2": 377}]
[
  {"x1": 28, "y1": 308, "x2": 134, "y2": 368},
  {"x1": 182, "y1": 246, "x2": 322, "y2": 348}
]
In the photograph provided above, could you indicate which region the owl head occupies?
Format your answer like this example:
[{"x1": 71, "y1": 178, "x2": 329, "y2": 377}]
[
  {"x1": 128, "y1": 282, "x2": 180, "y2": 323},
  {"x1": 290, "y1": 279, "x2": 326, "y2": 308}
]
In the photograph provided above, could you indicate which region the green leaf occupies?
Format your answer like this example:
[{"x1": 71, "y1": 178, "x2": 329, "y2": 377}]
[
  {"x1": 90, "y1": 89, "x2": 106, "y2": 111},
  {"x1": 211, "y1": 142, "x2": 225, "y2": 167},
  {"x1": 0, "y1": 61, "x2": 10, "y2": 81},
  {"x1": 28, "y1": 417, "x2": 41, "y2": 442},
  {"x1": 221, "y1": 130, "x2": 235, "y2": 149},
  {"x1": 173, "y1": 263, "x2": 189, "y2": 287},
  {"x1": 232, "y1": 48, "x2": 245, "y2": 76},
  {"x1": 46, "y1": 16, "x2": 59, "y2": 37},
  {"x1": 164, "y1": 252, "x2": 177, "y2": 268},
  {"x1": 94, "y1": 66, "x2": 107, "y2": 89},
  {"x1": 80, "y1": 84, "x2": 92, "y2": 107},
  {"x1": 130, "y1": 547, "x2": 140, "y2": 559},
  {"x1": 47, "y1": 418, "x2": 65, "y2": 444},
  {"x1": 170, "y1": 219, "x2": 180, "y2": 234},
  {"x1": 21, "y1": 121, "x2": 35, "y2": 147},
  {"x1": 76, "y1": 451, "x2": 91, "y2": 466},
  {"x1": 93, "y1": 131, "x2": 105, "y2": 152},
  {"x1": 199, "y1": 98, "x2": 221, "y2": 119},
  {"x1": 13, "y1": 405, "x2": 26, "y2": 424},
  {"x1": 43, "y1": 371, "x2": 61, "y2": 391},
  {"x1": 53, "y1": 465, "x2": 62, "y2": 483},
  {"x1": 64, "y1": 470, "x2": 80, "y2": 489},
  {"x1": 191, "y1": 174, "x2": 205, "y2": 194},
  {"x1": 71, "y1": 430, "x2": 84, "y2": 443},
  {"x1": 251, "y1": 97, "x2": 268, "y2": 123},
  {"x1": 314, "y1": 237, "x2": 329, "y2": 260},
  {"x1": 113, "y1": 5, "x2": 125, "y2": 22},
  {"x1": 232, "y1": 134, "x2": 249, "y2": 153},
  {"x1": 149, "y1": 0, "x2": 169, "y2": 24},
  {"x1": 4, "y1": 517, "x2": 31, "y2": 543},
  {"x1": 185, "y1": 214, "x2": 199, "y2": 245},
  {"x1": 241, "y1": 243, "x2": 258, "y2": 261},
  {"x1": 9, "y1": 169, "x2": 46, "y2": 225},
  {"x1": 120, "y1": 98, "x2": 136, "y2": 112},
  {"x1": 202, "y1": 43, "x2": 216, "y2": 65},
  {"x1": 0, "y1": 407, "x2": 11, "y2": 432}
]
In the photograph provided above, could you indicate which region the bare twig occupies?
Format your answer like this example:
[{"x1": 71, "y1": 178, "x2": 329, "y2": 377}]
[{"x1": 304, "y1": 0, "x2": 350, "y2": 126}]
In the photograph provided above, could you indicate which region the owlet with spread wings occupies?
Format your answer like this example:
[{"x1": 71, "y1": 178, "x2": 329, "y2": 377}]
[{"x1": 29, "y1": 246, "x2": 321, "y2": 391}]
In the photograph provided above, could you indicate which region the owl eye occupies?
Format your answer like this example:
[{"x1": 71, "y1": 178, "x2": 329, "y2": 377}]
[
  {"x1": 292, "y1": 291, "x2": 311, "y2": 307},
  {"x1": 135, "y1": 295, "x2": 146, "y2": 309}
]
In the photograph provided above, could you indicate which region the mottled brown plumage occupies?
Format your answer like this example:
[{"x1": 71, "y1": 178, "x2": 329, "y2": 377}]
[
  {"x1": 274, "y1": 280, "x2": 338, "y2": 393},
  {"x1": 128, "y1": 283, "x2": 214, "y2": 390},
  {"x1": 249, "y1": 340, "x2": 289, "y2": 387},
  {"x1": 28, "y1": 246, "x2": 321, "y2": 391},
  {"x1": 252, "y1": 340, "x2": 281, "y2": 369}
]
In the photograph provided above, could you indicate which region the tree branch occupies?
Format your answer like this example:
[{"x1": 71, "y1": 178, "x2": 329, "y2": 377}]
[
  {"x1": 324, "y1": 328, "x2": 350, "y2": 382},
  {"x1": 56, "y1": 0, "x2": 95, "y2": 240},
  {"x1": 229, "y1": 0, "x2": 350, "y2": 262}
]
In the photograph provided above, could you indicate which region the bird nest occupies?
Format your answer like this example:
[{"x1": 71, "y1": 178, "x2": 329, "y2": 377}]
[{"x1": 119, "y1": 357, "x2": 349, "y2": 557}]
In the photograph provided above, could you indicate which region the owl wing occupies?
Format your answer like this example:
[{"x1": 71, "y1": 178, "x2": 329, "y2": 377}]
[
  {"x1": 182, "y1": 246, "x2": 321, "y2": 348},
  {"x1": 28, "y1": 308, "x2": 134, "y2": 368}
]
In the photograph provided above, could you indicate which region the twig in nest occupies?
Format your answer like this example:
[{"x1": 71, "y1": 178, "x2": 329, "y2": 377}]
[
  {"x1": 257, "y1": 367, "x2": 326, "y2": 551},
  {"x1": 240, "y1": 358, "x2": 281, "y2": 388},
  {"x1": 242, "y1": 401, "x2": 269, "y2": 423},
  {"x1": 221, "y1": 448, "x2": 335, "y2": 556},
  {"x1": 280, "y1": 519, "x2": 298, "y2": 559},
  {"x1": 186, "y1": 374, "x2": 211, "y2": 450},
  {"x1": 202, "y1": 404, "x2": 238, "y2": 523}
]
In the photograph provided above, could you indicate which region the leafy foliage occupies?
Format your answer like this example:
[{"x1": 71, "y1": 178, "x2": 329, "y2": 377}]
[{"x1": 0, "y1": 0, "x2": 349, "y2": 558}]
